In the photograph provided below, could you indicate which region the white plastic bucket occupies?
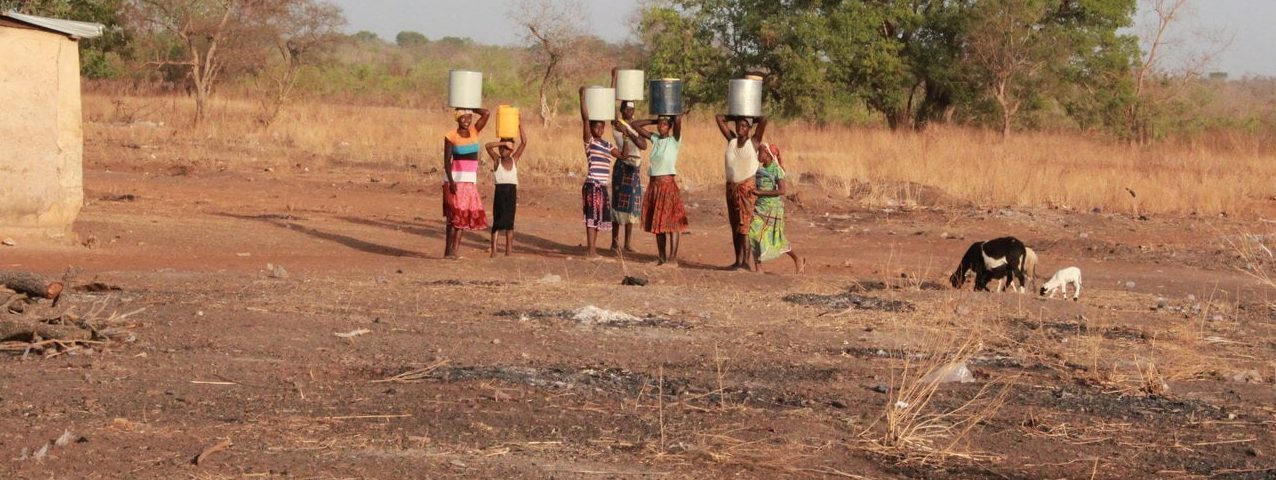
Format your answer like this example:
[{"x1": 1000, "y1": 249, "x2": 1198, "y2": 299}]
[
  {"x1": 584, "y1": 87, "x2": 616, "y2": 121},
  {"x1": 727, "y1": 78, "x2": 763, "y2": 117},
  {"x1": 448, "y1": 70, "x2": 483, "y2": 109},
  {"x1": 615, "y1": 70, "x2": 645, "y2": 101}
]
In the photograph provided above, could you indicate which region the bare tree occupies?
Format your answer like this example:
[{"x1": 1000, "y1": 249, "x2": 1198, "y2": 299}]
[
  {"x1": 510, "y1": 0, "x2": 586, "y2": 125},
  {"x1": 961, "y1": 0, "x2": 1052, "y2": 138},
  {"x1": 253, "y1": 0, "x2": 345, "y2": 126},
  {"x1": 125, "y1": 0, "x2": 344, "y2": 125},
  {"x1": 1127, "y1": 0, "x2": 1230, "y2": 144}
]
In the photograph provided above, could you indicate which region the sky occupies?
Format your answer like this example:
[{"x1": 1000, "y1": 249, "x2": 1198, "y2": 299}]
[{"x1": 330, "y1": 0, "x2": 1276, "y2": 77}]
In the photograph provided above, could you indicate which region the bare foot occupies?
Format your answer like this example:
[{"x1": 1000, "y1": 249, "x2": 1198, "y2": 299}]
[
  {"x1": 444, "y1": 254, "x2": 460, "y2": 260},
  {"x1": 623, "y1": 246, "x2": 638, "y2": 254}
]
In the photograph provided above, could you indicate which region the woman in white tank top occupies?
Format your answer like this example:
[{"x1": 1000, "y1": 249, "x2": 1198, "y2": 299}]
[{"x1": 715, "y1": 113, "x2": 769, "y2": 270}]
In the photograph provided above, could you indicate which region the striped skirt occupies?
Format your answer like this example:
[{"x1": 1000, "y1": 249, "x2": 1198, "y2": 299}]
[
  {"x1": 642, "y1": 176, "x2": 689, "y2": 234},
  {"x1": 725, "y1": 178, "x2": 757, "y2": 235},
  {"x1": 442, "y1": 182, "x2": 489, "y2": 231},
  {"x1": 582, "y1": 182, "x2": 613, "y2": 231}
]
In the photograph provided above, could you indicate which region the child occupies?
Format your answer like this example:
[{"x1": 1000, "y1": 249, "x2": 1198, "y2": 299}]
[
  {"x1": 484, "y1": 126, "x2": 526, "y2": 257},
  {"x1": 632, "y1": 114, "x2": 688, "y2": 266},
  {"x1": 442, "y1": 107, "x2": 491, "y2": 259},
  {"x1": 579, "y1": 87, "x2": 623, "y2": 258},
  {"x1": 749, "y1": 143, "x2": 804, "y2": 273}
]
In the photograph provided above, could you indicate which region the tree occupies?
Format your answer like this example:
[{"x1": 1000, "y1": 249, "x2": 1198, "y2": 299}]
[
  {"x1": 125, "y1": 0, "x2": 345, "y2": 124},
  {"x1": 510, "y1": 0, "x2": 586, "y2": 125},
  {"x1": 961, "y1": 0, "x2": 1053, "y2": 137},
  {"x1": 2, "y1": 0, "x2": 132, "y2": 78},
  {"x1": 254, "y1": 0, "x2": 345, "y2": 126},
  {"x1": 1126, "y1": 0, "x2": 1228, "y2": 143},
  {"x1": 395, "y1": 30, "x2": 427, "y2": 48}
]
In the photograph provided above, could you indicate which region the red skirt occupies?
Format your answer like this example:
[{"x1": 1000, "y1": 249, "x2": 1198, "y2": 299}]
[
  {"x1": 725, "y1": 178, "x2": 756, "y2": 235},
  {"x1": 442, "y1": 182, "x2": 489, "y2": 231},
  {"x1": 642, "y1": 176, "x2": 689, "y2": 234}
]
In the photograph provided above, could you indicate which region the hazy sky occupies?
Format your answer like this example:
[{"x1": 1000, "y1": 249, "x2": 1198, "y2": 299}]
[{"x1": 330, "y1": 0, "x2": 1276, "y2": 77}]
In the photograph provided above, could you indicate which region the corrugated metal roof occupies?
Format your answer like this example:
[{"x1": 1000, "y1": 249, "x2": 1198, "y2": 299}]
[{"x1": 2, "y1": 11, "x2": 104, "y2": 39}]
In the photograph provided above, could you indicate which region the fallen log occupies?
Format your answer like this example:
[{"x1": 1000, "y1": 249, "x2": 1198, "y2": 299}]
[
  {"x1": 0, "y1": 319, "x2": 91, "y2": 343},
  {"x1": 0, "y1": 271, "x2": 63, "y2": 303}
]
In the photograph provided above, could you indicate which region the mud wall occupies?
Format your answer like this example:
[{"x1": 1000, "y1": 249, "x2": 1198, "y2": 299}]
[{"x1": 0, "y1": 26, "x2": 84, "y2": 240}]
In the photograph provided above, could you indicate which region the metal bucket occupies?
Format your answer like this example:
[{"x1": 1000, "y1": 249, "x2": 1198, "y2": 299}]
[
  {"x1": 649, "y1": 79, "x2": 683, "y2": 116},
  {"x1": 727, "y1": 78, "x2": 763, "y2": 117},
  {"x1": 616, "y1": 69, "x2": 645, "y2": 101},
  {"x1": 448, "y1": 70, "x2": 483, "y2": 109},
  {"x1": 584, "y1": 86, "x2": 616, "y2": 121}
]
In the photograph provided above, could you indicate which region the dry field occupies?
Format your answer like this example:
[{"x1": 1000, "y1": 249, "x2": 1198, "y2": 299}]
[{"x1": 1, "y1": 94, "x2": 1274, "y2": 479}]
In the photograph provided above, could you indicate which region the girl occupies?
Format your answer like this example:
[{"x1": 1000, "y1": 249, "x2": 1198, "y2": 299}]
[
  {"x1": 609, "y1": 68, "x2": 649, "y2": 254},
  {"x1": 442, "y1": 107, "x2": 491, "y2": 259},
  {"x1": 714, "y1": 113, "x2": 768, "y2": 270},
  {"x1": 484, "y1": 125, "x2": 526, "y2": 257},
  {"x1": 579, "y1": 87, "x2": 623, "y2": 258},
  {"x1": 748, "y1": 143, "x2": 804, "y2": 273},
  {"x1": 632, "y1": 114, "x2": 688, "y2": 266}
]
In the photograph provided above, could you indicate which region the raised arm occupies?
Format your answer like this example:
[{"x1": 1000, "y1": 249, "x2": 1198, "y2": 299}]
[
  {"x1": 614, "y1": 119, "x2": 648, "y2": 150},
  {"x1": 610, "y1": 67, "x2": 618, "y2": 88},
  {"x1": 579, "y1": 86, "x2": 591, "y2": 143},
  {"x1": 714, "y1": 114, "x2": 734, "y2": 140},
  {"x1": 484, "y1": 141, "x2": 504, "y2": 171},
  {"x1": 673, "y1": 114, "x2": 683, "y2": 141},
  {"x1": 752, "y1": 115, "x2": 768, "y2": 144},
  {"x1": 513, "y1": 126, "x2": 528, "y2": 160},
  {"x1": 630, "y1": 119, "x2": 656, "y2": 138},
  {"x1": 473, "y1": 108, "x2": 491, "y2": 133}
]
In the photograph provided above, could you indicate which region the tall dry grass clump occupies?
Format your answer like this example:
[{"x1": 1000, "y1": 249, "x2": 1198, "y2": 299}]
[{"x1": 84, "y1": 94, "x2": 1276, "y2": 216}]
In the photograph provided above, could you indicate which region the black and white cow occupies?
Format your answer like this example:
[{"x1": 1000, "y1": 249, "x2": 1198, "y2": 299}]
[{"x1": 949, "y1": 237, "x2": 1028, "y2": 292}]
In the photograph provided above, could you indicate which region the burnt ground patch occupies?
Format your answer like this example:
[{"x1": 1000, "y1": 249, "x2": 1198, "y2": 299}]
[{"x1": 784, "y1": 293, "x2": 916, "y2": 312}]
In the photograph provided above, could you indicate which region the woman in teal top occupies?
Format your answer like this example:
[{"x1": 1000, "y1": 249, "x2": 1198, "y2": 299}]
[
  {"x1": 749, "y1": 143, "x2": 804, "y2": 273},
  {"x1": 632, "y1": 115, "x2": 688, "y2": 266}
]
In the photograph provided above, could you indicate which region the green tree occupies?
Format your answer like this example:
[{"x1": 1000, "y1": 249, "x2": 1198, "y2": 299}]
[
  {"x1": 1, "y1": 0, "x2": 132, "y2": 78},
  {"x1": 395, "y1": 30, "x2": 427, "y2": 48}
]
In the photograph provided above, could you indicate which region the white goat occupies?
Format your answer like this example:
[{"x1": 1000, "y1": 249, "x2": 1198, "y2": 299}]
[{"x1": 1040, "y1": 267, "x2": 1082, "y2": 301}]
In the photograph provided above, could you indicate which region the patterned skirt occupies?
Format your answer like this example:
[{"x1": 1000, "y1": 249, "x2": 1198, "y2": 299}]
[
  {"x1": 642, "y1": 176, "x2": 689, "y2": 234},
  {"x1": 491, "y1": 184, "x2": 517, "y2": 232},
  {"x1": 611, "y1": 159, "x2": 643, "y2": 224},
  {"x1": 442, "y1": 182, "x2": 489, "y2": 231},
  {"x1": 582, "y1": 182, "x2": 613, "y2": 231},
  {"x1": 725, "y1": 178, "x2": 757, "y2": 235},
  {"x1": 749, "y1": 199, "x2": 790, "y2": 262}
]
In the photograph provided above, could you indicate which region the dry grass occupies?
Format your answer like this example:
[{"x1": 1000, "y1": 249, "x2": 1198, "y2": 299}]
[{"x1": 83, "y1": 94, "x2": 1276, "y2": 216}]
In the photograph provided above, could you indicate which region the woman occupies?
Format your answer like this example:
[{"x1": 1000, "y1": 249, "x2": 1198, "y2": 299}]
[
  {"x1": 442, "y1": 107, "x2": 491, "y2": 259},
  {"x1": 749, "y1": 143, "x2": 804, "y2": 273},
  {"x1": 714, "y1": 113, "x2": 768, "y2": 270},
  {"x1": 609, "y1": 68, "x2": 649, "y2": 254},
  {"x1": 579, "y1": 87, "x2": 623, "y2": 258},
  {"x1": 632, "y1": 114, "x2": 687, "y2": 266}
]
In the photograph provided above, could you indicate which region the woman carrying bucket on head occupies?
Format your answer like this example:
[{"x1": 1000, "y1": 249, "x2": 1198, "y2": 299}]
[
  {"x1": 579, "y1": 86, "x2": 623, "y2": 259},
  {"x1": 609, "y1": 68, "x2": 649, "y2": 254},
  {"x1": 484, "y1": 107, "x2": 526, "y2": 258},
  {"x1": 442, "y1": 106, "x2": 491, "y2": 259},
  {"x1": 631, "y1": 111, "x2": 687, "y2": 266},
  {"x1": 716, "y1": 75, "x2": 767, "y2": 270}
]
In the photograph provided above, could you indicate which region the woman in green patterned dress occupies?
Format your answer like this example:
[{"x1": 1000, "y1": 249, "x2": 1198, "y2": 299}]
[{"x1": 748, "y1": 143, "x2": 804, "y2": 273}]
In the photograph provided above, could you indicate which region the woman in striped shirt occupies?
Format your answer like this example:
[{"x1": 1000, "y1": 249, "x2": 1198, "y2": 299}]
[
  {"x1": 442, "y1": 107, "x2": 491, "y2": 259},
  {"x1": 579, "y1": 87, "x2": 623, "y2": 259}
]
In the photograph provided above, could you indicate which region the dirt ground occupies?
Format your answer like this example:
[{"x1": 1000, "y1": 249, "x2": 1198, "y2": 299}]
[{"x1": 2, "y1": 152, "x2": 1275, "y2": 479}]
